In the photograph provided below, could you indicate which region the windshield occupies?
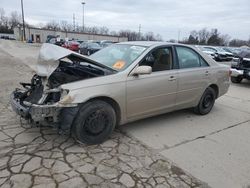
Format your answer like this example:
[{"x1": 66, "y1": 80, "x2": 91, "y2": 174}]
[
  {"x1": 90, "y1": 44, "x2": 147, "y2": 71},
  {"x1": 216, "y1": 48, "x2": 226, "y2": 52},
  {"x1": 89, "y1": 43, "x2": 100, "y2": 48},
  {"x1": 204, "y1": 47, "x2": 216, "y2": 52}
]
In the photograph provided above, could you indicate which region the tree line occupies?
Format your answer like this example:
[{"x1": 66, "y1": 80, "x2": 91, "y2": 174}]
[
  {"x1": 41, "y1": 20, "x2": 163, "y2": 41},
  {"x1": 0, "y1": 7, "x2": 162, "y2": 41},
  {"x1": 180, "y1": 28, "x2": 250, "y2": 47},
  {"x1": 0, "y1": 8, "x2": 22, "y2": 33}
]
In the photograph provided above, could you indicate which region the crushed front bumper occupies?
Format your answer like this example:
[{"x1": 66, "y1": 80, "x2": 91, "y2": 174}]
[{"x1": 10, "y1": 91, "x2": 76, "y2": 123}]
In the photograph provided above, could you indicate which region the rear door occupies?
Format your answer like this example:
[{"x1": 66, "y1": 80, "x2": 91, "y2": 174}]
[{"x1": 175, "y1": 46, "x2": 211, "y2": 108}]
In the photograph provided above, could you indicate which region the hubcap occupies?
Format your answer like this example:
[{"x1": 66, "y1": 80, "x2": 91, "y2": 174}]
[
  {"x1": 203, "y1": 94, "x2": 213, "y2": 108},
  {"x1": 84, "y1": 110, "x2": 108, "y2": 135}
]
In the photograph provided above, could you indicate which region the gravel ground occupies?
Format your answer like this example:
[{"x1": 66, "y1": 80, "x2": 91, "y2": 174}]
[{"x1": 0, "y1": 40, "x2": 208, "y2": 188}]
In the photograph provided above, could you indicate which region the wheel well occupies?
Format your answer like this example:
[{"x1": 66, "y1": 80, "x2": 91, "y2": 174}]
[
  {"x1": 209, "y1": 84, "x2": 219, "y2": 98},
  {"x1": 88, "y1": 97, "x2": 121, "y2": 125}
]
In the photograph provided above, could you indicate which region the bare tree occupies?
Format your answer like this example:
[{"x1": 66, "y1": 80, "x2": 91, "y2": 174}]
[
  {"x1": 0, "y1": 8, "x2": 8, "y2": 27},
  {"x1": 220, "y1": 34, "x2": 231, "y2": 46},
  {"x1": 98, "y1": 26, "x2": 109, "y2": 35},
  {"x1": 44, "y1": 20, "x2": 60, "y2": 30},
  {"x1": 9, "y1": 11, "x2": 21, "y2": 29},
  {"x1": 60, "y1": 20, "x2": 72, "y2": 32},
  {"x1": 198, "y1": 28, "x2": 210, "y2": 45}
]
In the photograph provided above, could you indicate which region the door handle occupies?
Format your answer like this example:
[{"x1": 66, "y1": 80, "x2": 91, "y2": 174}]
[
  {"x1": 168, "y1": 76, "x2": 176, "y2": 81},
  {"x1": 205, "y1": 71, "x2": 210, "y2": 76}
]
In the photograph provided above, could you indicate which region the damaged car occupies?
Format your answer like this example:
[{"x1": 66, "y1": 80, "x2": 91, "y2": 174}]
[
  {"x1": 230, "y1": 48, "x2": 250, "y2": 83},
  {"x1": 11, "y1": 42, "x2": 230, "y2": 144}
]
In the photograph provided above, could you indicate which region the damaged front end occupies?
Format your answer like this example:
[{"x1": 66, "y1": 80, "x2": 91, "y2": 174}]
[{"x1": 10, "y1": 43, "x2": 115, "y2": 130}]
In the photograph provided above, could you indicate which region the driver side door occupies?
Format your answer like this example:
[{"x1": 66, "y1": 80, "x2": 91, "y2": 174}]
[{"x1": 126, "y1": 46, "x2": 178, "y2": 121}]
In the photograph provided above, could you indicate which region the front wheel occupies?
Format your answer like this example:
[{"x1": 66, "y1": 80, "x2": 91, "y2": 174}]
[
  {"x1": 72, "y1": 100, "x2": 116, "y2": 145},
  {"x1": 231, "y1": 76, "x2": 242, "y2": 83},
  {"x1": 194, "y1": 87, "x2": 216, "y2": 115}
]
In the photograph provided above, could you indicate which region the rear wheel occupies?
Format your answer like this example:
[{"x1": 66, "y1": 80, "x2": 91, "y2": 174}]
[
  {"x1": 72, "y1": 100, "x2": 116, "y2": 145},
  {"x1": 194, "y1": 87, "x2": 216, "y2": 115},
  {"x1": 231, "y1": 76, "x2": 242, "y2": 83}
]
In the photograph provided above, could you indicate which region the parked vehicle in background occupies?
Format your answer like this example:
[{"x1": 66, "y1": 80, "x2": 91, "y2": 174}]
[
  {"x1": 62, "y1": 41, "x2": 80, "y2": 52},
  {"x1": 77, "y1": 40, "x2": 85, "y2": 44},
  {"x1": 10, "y1": 42, "x2": 230, "y2": 144},
  {"x1": 48, "y1": 38, "x2": 65, "y2": 46},
  {"x1": 231, "y1": 48, "x2": 250, "y2": 83},
  {"x1": 203, "y1": 47, "x2": 233, "y2": 61},
  {"x1": 0, "y1": 36, "x2": 16, "y2": 40},
  {"x1": 99, "y1": 40, "x2": 114, "y2": 48},
  {"x1": 79, "y1": 42, "x2": 102, "y2": 55},
  {"x1": 195, "y1": 46, "x2": 215, "y2": 59}
]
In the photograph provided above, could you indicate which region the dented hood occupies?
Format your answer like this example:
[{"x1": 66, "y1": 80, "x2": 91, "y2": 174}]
[{"x1": 37, "y1": 43, "x2": 113, "y2": 77}]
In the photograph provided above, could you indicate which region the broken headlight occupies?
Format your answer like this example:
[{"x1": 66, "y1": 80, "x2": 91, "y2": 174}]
[{"x1": 59, "y1": 89, "x2": 74, "y2": 104}]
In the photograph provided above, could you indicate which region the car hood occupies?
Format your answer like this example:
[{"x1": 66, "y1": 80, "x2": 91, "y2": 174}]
[
  {"x1": 37, "y1": 43, "x2": 112, "y2": 77},
  {"x1": 217, "y1": 51, "x2": 227, "y2": 55},
  {"x1": 224, "y1": 52, "x2": 233, "y2": 55},
  {"x1": 203, "y1": 51, "x2": 214, "y2": 55}
]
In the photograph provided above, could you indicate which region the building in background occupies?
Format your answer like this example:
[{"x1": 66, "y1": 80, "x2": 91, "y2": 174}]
[{"x1": 14, "y1": 26, "x2": 128, "y2": 43}]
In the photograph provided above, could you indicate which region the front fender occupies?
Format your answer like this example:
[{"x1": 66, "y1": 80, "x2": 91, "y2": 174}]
[{"x1": 65, "y1": 82, "x2": 127, "y2": 124}]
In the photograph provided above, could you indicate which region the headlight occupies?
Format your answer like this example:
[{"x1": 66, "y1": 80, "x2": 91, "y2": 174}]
[
  {"x1": 59, "y1": 95, "x2": 74, "y2": 104},
  {"x1": 60, "y1": 89, "x2": 69, "y2": 98},
  {"x1": 59, "y1": 89, "x2": 74, "y2": 104}
]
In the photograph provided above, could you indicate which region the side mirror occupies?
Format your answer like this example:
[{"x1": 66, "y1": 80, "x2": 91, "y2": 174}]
[{"x1": 132, "y1": 66, "x2": 152, "y2": 76}]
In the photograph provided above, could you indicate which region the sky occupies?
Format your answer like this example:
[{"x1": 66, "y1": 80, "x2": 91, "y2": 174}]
[{"x1": 1, "y1": 0, "x2": 250, "y2": 41}]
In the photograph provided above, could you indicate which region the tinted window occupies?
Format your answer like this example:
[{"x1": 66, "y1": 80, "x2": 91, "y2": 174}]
[
  {"x1": 140, "y1": 47, "x2": 173, "y2": 72},
  {"x1": 176, "y1": 46, "x2": 208, "y2": 69}
]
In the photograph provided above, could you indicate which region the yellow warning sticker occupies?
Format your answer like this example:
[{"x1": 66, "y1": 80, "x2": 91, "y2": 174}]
[{"x1": 112, "y1": 60, "x2": 125, "y2": 69}]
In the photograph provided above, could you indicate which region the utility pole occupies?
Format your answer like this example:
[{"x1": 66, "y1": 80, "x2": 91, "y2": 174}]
[
  {"x1": 21, "y1": 0, "x2": 26, "y2": 41},
  {"x1": 138, "y1": 24, "x2": 141, "y2": 41},
  {"x1": 178, "y1": 29, "x2": 181, "y2": 43},
  {"x1": 81, "y1": 1, "x2": 86, "y2": 32},
  {"x1": 73, "y1": 13, "x2": 76, "y2": 31}
]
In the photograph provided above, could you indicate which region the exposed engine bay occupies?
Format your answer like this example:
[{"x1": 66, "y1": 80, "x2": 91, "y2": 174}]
[{"x1": 11, "y1": 44, "x2": 115, "y2": 129}]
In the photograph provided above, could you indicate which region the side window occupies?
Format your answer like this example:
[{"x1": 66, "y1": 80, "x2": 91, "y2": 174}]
[
  {"x1": 200, "y1": 57, "x2": 209, "y2": 67},
  {"x1": 140, "y1": 47, "x2": 173, "y2": 72},
  {"x1": 176, "y1": 46, "x2": 208, "y2": 69}
]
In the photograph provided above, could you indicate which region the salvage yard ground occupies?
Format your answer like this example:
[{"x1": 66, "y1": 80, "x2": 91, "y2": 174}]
[{"x1": 0, "y1": 40, "x2": 250, "y2": 188}]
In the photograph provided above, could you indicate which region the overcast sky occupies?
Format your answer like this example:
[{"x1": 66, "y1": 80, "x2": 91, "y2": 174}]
[{"x1": 1, "y1": 0, "x2": 250, "y2": 40}]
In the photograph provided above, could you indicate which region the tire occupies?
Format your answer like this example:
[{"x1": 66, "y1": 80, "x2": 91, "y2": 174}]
[
  {"x1": 231, "y1": 76, "x2": 242, "y2": 83},
  {"x1": 72, "y1": 100, "x2": 116, "y2": 145},
  {"x1": 194, "y1": 87, "x2": 216, "y2": 115}
]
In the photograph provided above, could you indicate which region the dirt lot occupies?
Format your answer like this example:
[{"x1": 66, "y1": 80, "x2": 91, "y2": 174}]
[
  {"x1": 0, "y1": 39, "x2": 250, "y2": 188},
  {"x1": 0, "y1": 40, "x2": 206, "y2": 188}
]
